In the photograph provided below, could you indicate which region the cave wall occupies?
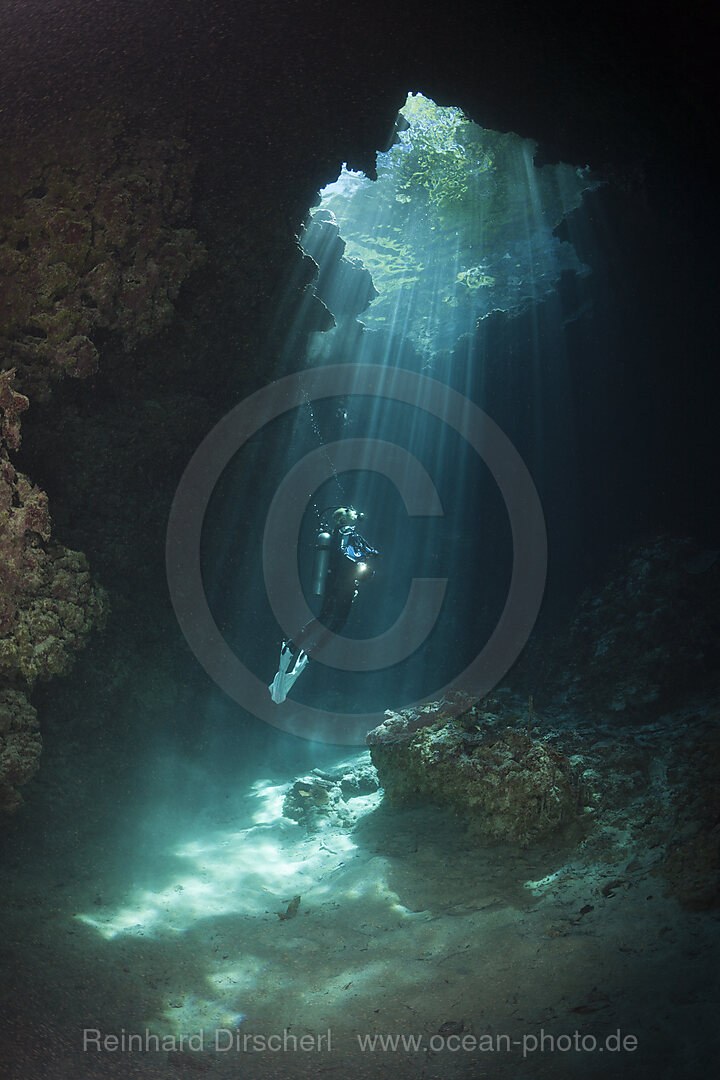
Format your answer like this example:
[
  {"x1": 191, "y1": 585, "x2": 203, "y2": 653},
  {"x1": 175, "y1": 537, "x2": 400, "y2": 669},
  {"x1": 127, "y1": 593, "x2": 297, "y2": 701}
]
[{"x1": 1, "y1": 0, "x2": 717, "y2": 809}]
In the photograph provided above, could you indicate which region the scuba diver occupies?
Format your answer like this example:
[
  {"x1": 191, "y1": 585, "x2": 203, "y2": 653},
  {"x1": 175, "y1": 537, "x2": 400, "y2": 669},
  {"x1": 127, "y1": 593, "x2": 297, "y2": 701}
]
[{"x1": 269, "y1": 506, "x2": 379, "y2": 703}]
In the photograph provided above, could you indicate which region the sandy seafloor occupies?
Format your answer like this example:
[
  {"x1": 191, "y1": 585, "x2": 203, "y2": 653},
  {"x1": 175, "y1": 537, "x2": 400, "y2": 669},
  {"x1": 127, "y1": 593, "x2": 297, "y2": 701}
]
[{"x1": 1, "y1": 696, "x2": 719, "y2": 1080}]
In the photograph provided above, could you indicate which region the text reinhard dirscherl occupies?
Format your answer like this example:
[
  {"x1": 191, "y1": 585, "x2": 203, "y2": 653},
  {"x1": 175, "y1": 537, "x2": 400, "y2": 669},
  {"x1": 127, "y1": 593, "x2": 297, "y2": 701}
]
[
  {"x1": 83, "y1": 1029, "x2": 333, "y2": 1054},
  {"x1": 83, "y1": 1028, "x2": 639, "y2": 1058}
]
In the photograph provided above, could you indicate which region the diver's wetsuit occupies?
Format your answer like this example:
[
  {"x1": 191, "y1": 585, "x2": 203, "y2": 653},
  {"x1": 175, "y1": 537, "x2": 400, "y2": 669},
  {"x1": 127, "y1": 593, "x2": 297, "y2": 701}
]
[{"x1": 287, "y1": 524, "x2": 379, "y2": 657}]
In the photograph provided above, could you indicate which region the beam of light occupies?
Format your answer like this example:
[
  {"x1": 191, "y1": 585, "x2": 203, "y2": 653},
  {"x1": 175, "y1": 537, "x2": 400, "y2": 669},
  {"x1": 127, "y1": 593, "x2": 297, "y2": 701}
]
[
  {"x1": 75, "y1": 770, "x2": 380, "y2": 941},
  {"x1": 74, "y1": 762, "x2": 467, "y2": 1040},
  {"x1": 268, "y1": 92, "x2": 600, "y2": 711}
]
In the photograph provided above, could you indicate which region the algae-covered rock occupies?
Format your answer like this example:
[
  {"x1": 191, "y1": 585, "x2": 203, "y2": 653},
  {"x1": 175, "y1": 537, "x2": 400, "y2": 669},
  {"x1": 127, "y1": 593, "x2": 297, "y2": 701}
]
[
  {"x1": 0, "y1": 369, "x2": 107, "y2": 814},
  {"x1": 283, "y1": 776, "x2": 347, "y2": 830},
  {"x1": 0, "y1": 110, "x2": 205, "y2": 399},
  {"x1": 0, "y1": 544, "x2": 107, "y2": 686},
  {"x1": 368, "y1": 700, "x2": 580, "y2": 846},
  {"x1": 0, "y1": 388, "x2": 107, "y2": 686},
  {"x1": 282, "y1": 758, "x2": 380, "y2": 831},
  {"x1": 0, "y1": 688, "x2": 42, "y2": 813},
  {"x1": 0, "y1": 367, "x2": 29, "y2": 451},
  {"x1": 339, "y1": 762, "x2": 380, "y2": 799}
]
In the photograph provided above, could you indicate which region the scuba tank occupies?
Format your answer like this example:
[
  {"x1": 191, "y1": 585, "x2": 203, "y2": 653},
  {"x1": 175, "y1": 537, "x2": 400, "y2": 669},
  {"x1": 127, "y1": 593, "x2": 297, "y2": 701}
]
[{"x1": 311, "y1": 529, "x2": 332, "y2": 597}]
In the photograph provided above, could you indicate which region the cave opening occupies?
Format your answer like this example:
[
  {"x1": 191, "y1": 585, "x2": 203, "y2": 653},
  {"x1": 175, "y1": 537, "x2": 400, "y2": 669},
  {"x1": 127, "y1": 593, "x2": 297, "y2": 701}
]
[
  {"x1": 305, "y1": 92, "x2": 597, "y2": 361},
  {"x1": 197, "y1": 93, "x2": 603, "y2": 733}
]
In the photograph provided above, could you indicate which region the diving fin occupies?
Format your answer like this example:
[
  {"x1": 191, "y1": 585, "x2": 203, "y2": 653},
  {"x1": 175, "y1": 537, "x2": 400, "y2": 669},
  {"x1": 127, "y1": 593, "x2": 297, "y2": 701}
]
[{"x1": 269, "y1": 648, "x2": 308, "y2": 704}]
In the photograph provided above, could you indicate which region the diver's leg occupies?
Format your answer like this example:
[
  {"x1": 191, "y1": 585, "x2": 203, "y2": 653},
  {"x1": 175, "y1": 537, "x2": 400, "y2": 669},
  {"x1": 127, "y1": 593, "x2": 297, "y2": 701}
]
[
  {"x1": 269, "y1": 583, "x2": 355, "y2": 700},
  {"x1": 290, "y1": 618, "x2": 319, "y2": 656},
  {"x1": 309, "y1": 588, "x2": 356, "y2": 654},
  {"x1": 290, "y1": 592, "x2": 342, "y2": 655}
]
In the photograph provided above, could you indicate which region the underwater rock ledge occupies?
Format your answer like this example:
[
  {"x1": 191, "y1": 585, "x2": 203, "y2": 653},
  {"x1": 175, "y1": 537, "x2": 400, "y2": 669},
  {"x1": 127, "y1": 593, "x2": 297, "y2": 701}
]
[
  {"x1": 0, "y1": 688, "x2": 41, "y2": 813},
  {"x1": 0, "y1": 107, "x2": 206, "y2": 815},
  {"x1": 363, "y1": 692, "x2": 720, "y2": 910},
  {"x1": 0, "y1": 370, "x2": 107, "y2": 812},
  {"x1": 367, "y1": 698, "x2": 583, "y2": 848}
]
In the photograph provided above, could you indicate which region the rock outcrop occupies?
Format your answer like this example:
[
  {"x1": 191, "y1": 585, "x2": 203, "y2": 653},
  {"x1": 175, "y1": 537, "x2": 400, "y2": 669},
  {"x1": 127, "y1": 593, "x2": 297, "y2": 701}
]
[
  {"x1": 0, "y1": 369, "x2": 106, "y2": 810},
  {"x1": 367, "y1": 697, "x2": 581, "y2": 847}
]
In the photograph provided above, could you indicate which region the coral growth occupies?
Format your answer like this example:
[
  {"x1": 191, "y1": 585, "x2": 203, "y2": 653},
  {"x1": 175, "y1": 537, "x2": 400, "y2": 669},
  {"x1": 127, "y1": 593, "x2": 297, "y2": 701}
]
[
  {"x1": 0, "y1": 688, "x2": 42, "y2": 813},
  {"x1": 0, "y1": 369, "x2": 106, "y2": 808},
  {"x1": 283, "y1": 776, "x2": 345, "y2": 829},
  {"x1": 0, "y1": 107, "x2": 198, "y2": 811},
  {"x1": 0, "y1": 540, "x2": 107, "y2": 687},
  {"x1": 0, "y1": 366, "x2": 29, "y2": 450},
  {"x1": 367, "y1": 698, "x2": 580, "y2": 846},
  {"x1": 282, "y1": 757, "x2": 380, "y2": 830},
  {"x1": 0, "y1": 111, "x2": 205, "y2": 398}
]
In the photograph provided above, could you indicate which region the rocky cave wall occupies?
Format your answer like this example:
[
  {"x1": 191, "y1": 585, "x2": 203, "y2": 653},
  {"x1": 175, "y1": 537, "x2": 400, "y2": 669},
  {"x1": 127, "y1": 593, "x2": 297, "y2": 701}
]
[
  {"x1": 1, "y1": 0, "x2": 717, "y2": 810},
  {"x1": 0, "y1": 111, "x2": 209, "y2": 810}
]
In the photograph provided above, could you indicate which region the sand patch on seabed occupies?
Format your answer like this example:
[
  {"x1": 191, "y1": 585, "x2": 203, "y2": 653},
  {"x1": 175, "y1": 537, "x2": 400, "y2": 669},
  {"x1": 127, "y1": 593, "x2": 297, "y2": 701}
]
[{"x1": 1, "y1": 730, "x2": 718, "y2": 1080}]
